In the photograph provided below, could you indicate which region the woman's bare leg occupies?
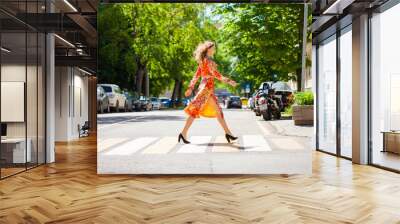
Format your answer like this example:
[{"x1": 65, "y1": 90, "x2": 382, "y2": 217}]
[
  {"x1": 209, "y1": 98, "x2": 233, "y2": 135},
  {"x1": 217, "y1": 113, "x2": 233, "y2": 135},
  {"x1": 181, "y1": 116, "x2": 195, "y2": 139}
]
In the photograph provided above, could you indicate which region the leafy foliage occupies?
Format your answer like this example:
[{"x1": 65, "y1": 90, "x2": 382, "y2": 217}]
[
  {"x1": 214, "y1": 4, "x2": 304, "y2": 92},
  {"x1": 98, "y1": 3, "x2": 305, "y2": 98},
  {"x1": 294, "y1": 91, "x2": 314, "y2": 105}
]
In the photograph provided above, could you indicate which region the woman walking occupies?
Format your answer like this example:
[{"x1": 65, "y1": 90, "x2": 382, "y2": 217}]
[{"x1": 179, "y1": 41, "x2": 238, "y2": 144}]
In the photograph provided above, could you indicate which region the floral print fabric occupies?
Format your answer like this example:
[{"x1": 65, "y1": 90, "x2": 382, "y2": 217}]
[{"x1": 184, "y1": 57, "x2": 232, "y2": 118}]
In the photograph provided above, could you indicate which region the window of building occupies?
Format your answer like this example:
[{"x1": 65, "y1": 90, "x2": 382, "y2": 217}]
[
  {"x1": 339, "y1": 26, "x2": 352, "y2": 158},
  {"x1": 370, "y1": 3, "x2": 400, "y2": 171},
  {"x1": 317, "y1": 35, "x2": 337, "y2": 154},
  {"x1": 0, "y1": 3, "x2": 46, "y2": 179}
]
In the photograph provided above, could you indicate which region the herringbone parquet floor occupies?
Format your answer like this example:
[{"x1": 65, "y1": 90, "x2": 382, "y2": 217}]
[{"x1": 1, "y1": 135, "x2": 400, "y2": 224}]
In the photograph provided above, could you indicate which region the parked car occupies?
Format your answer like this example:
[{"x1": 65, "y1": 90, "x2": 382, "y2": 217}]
[
  {"x1": 159, "y1": 97, "x2": 171, "y2": 109},
  {"x1": 226, "y1": 96, "x2": 242, "y2": 109},
  {"x1": 139, "y1": 96, "x2": 153, "y2": 111},
  {"x1": 98, "y1": 84, "x2": 128, "y2": 112},
  {"x1": 150, "y1": 97, "x2": 161, "y2": 110},
  {"x1": 182, "y1": 98, "x2": 191, "y2": 107},
  {"x1": 97, "y1": 86, "x2": 110, "y2": 113},
  {"x1": 129, "y1": 92, "x2": 141, "y2": 111},
  {"x1": 123, "y1": 91, "x2": 136, "y2": 112}
]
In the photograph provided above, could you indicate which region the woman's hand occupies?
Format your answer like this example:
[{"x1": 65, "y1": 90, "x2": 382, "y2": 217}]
[{"x1": 185, "y1": 88, "x2": 192, "y2": 97}]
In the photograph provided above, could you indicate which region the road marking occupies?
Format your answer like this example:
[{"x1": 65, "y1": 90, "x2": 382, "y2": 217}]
[
  {"x1": 141, "y1": 137, "x2": 177, "y2": 154},
  {"x1": 268, "y1": 138, "x2": 305, "y2": 151},
  {"x1": 242, "y1": 135, "x2": 271, "y2": 151},
  {"x1": 256, "y1": 119, "x2": 273, "y2": 136},
  {"x1": 212, "y1": 136, "x2": 240, "y2": 152},
  {"x1": 98, "y1": 138, "x2": 129, "y2": 152},
  {"x1": 98, "y1": 116, "x2": 145, "y2": 130},
  {"x1": 103, "y1": 137, "x2": 157, "y2": 156},
  {"x1": 177, "y1": 136, "x2": 212, "y2": 153}
]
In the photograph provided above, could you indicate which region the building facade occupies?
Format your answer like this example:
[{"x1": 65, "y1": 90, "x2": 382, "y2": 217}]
[{"x1": 313, "y1": 0, "x2": 400, "y2": 172}]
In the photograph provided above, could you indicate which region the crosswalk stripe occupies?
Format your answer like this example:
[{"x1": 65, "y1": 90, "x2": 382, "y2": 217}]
[
  {"x1": 98, "y1": 138, "x2": 129, "y2": 152},
  {"x1": 256, "y1": 120, "x2": 273, "y2": 135},
  {"x1": 242, "y1": 135, "x2": 271, "y2": 151},
  {"x1": 98, "y1": 135, "x2": 275, "y2": 155},
  {"x1": 268, "y1": 138, "x2": 305, "y2": 150},
  {"x1": 103, "y1": 137, "x2": 158, "y2": 155},
  {"x1": 212, "y1": 136, "x2": 240, "y2": 152},
  {"x1": 141, "y1": 137, "x2": 177, "y2": 154},
  {"x1": 177, "y1": 136, "x2": 212, "y2": 153}
]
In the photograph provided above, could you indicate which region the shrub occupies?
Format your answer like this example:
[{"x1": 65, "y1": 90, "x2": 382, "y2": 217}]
[
  {"x1": 283, "y1": 104, "x2": 293, "y2": 116},
  {"x1": 294, "y1": 91, "x2": 314, "y2": 105}
]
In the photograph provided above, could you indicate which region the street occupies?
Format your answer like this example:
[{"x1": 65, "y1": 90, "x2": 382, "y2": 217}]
[
  {"x1": 98, "y1": 108, "x2": 311, "y2": 150},
  {"x1": 98, "y1": 108, "x2": 312, "y2": 174}
]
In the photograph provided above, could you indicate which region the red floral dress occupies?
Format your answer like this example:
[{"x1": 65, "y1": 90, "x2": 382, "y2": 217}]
[{"x1": 184, "y1": 57, "x2": 233, "y2": 118}]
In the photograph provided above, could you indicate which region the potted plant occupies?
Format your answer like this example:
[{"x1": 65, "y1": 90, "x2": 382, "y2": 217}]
[{"x1": 292, "y1": 91, "x2": 314, "y2": 125}]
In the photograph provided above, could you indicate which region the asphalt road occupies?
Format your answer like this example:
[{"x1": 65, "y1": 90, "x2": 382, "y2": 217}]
[{"x1": 98, "y1": 108, "x2": 311, "y2": 151}]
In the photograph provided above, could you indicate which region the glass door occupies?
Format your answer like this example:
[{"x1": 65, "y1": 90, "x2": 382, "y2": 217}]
[
  {"x1": 339, "y1": 25, "x2": 352, "y2": 158},
  {"x1": 370, "y1": 3, "x2": 400, "y2": 171},
  {"x1": 317, "y1": 35, "x2": 337, "y2": 154}
]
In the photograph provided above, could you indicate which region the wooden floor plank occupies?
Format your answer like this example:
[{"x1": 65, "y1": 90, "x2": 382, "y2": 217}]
[{"x1": 0, "y1": 135, "x2": 400, "y2": 224}]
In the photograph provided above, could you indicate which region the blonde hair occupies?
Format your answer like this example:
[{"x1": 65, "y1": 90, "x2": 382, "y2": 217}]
[{"x1": 194, "y1": 41, "x2": 215, "y2": 64}]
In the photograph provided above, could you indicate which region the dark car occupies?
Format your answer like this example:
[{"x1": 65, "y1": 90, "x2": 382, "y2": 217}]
[
  {"x1": 182, "y1": 98, "x2": 191, "y2": 106},
  {"x1": 226, "y1": 96, "x2": 242, "y2": 109},
  {"x1": 159, "y1": 97, "x2": 171, "y2": 108},
  {"x1": 150, "y1": 97, "x2": 161, "y2": 110},
  {"x1": 123, "y1": 92, "x2": 137, "y2": 112},
  {"x1": 139, "y1": 96, "x2": 153, "y2": 111}
]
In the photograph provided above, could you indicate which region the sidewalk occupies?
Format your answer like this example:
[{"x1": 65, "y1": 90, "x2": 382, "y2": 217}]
[{"x1": 266, "y1": 118, "x2": 313, "y2": 138}]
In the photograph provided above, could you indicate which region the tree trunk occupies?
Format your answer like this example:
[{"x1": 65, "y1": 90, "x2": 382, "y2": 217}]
[
  {"x1": 136, "y1": 64, "x2": 145, "y2": 95},
  {"x1": 177, "y1": 80, "x2": 183, "y2": 106},
  {"x1": 171, "y1": 79, "x2": 179, "y2": 108},
  {"x1": 296, "y1": 68, "x2": 302, "y2": 92},
  {"x1": 144, "y1": 67, "x2": 150, "y2": 97}
]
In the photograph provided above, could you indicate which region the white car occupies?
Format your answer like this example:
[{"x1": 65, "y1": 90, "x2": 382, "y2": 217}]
[
  {"x1": 98, "y1": 84, "x2": 127, "y2": 112},
  {"x1": 150, "y1": 97, "x2": 161, "y2": 110}
]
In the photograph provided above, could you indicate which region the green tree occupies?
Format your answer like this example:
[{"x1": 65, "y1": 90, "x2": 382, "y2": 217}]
[
  {"x1": 214, "y1": 4, "x2": 304, "y2": 92},
  {"x1": 98, "y1": 3, "x2": 306, "y2": 102}
]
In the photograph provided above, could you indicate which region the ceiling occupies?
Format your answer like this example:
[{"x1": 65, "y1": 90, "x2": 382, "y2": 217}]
[{"x1": 0, "y1": 0, "x2": 98, "y2": 72}]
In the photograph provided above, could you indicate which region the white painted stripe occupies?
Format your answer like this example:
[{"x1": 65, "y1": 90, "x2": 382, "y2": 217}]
[
  {"x1": 212, "y1": 136, "x2": 240, "y2": 152},
  {"x1": 177, "y1": 136, "x2": 212, "y2": 153},
  {"x1": 141, "y1": 137, "x2": 177, "y2": 154},
  {"x1": 242, "y1": 135, "x2": 271, "y2": 151},
  {"x1": 268, "y1": 138, "x2": 305, "y2": 150},
  {"x1": 98, "y1": 116, "x2": 144, "y2": 130},
  {"x1": 256, "y1": 119, "x2": 273, "y2": 136},
  {"x1": 98, "y1": 138, "x2": 129, "y2": 152},
  {"x1": 104, "y1": 137, "x2": 157, "y2": 155}
]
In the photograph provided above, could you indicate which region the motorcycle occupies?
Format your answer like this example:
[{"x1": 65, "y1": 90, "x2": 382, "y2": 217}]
[
  {"x1": 253, "y1": 90, "x2": 263, "y2": 116},
  {"x1": 258, "y1": 88, "x2": 282, "y2": 121}
]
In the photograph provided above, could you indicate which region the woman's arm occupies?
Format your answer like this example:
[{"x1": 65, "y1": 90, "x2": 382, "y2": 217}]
[
  {"x1": 185, "y1": 66, "x2": 201, "y2": 97},
  {"x1": 208, "y1": 59, "x2": 237, "y2": 86},
  {"x1": 188, "y1": 66, "x2": 201, "y2": 90}
]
